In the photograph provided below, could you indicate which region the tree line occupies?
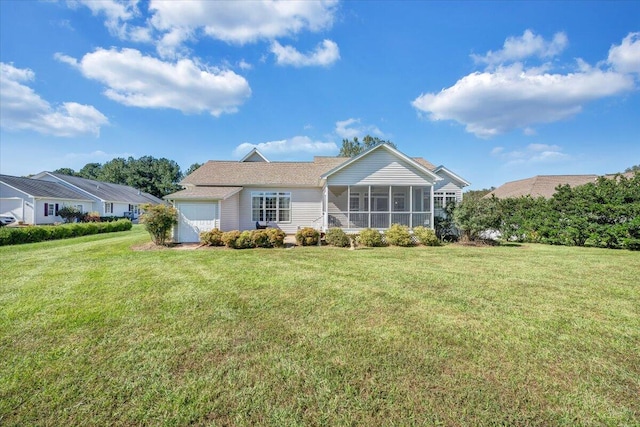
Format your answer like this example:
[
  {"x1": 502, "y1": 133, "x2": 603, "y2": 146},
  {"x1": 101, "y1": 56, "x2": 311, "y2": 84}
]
[
  {"x1": 54, "y1": 157, "x2": 202, "y2": 198},
  {"x1": 452, "y1": 172, "x2": 640, "y2": 250}
]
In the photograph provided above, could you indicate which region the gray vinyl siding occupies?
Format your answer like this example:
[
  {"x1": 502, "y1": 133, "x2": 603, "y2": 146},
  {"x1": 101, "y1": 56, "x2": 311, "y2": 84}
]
[
  {"x1": 219, "y1": 192, "x2": 240, "y2": 231},
  {"x1": 434, "y1": 176, "x2": 464, "y2": 202},
  {"x1": 239, "y1": 187, "x2": 323, "y2": 234},
  {"x1": 327, "y1": 149, "x2": 433, "y2": 186}
]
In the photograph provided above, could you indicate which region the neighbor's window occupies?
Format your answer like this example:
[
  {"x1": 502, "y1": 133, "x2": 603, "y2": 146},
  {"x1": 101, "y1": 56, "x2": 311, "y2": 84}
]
[
  {"x1": 105, "y1": 202, "x2": 113, "y2": 214},
  {"x1": 434, "y1": 192, "x2": 444, "y2": 209},
  {"x1": 445, "y1": 192, "x2": 457, "y2": 207},
  {"x1": 48, "y1": 204, "x2": 55, "y2": 216},
  {"x1": 251, "y1": 192, "x2": 291, "y2": 222}
]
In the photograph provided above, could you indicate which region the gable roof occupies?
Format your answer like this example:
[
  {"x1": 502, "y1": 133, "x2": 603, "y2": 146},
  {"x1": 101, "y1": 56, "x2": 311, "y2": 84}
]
[
  {"x1": 181, "y1": 157, "x2": 348, "y2": 187},
  {"x1": 487, "y1": 175, "x2": 599, "y2": 199},
  {"x1": 321, "y1": 143, "x2": 442, "y2": 181},
  {"x1": 35, "y1": 172, "x2": 164, "y2": 204},
  {"x1": 0, "y1": 174, "x2": 92, "y2": 200},
  {"x1": 240, "y1": 148, "x2": 270, "y2": 162},
  {"x1": 433, "y1": 166, "x2": 471, "y2": 187}
]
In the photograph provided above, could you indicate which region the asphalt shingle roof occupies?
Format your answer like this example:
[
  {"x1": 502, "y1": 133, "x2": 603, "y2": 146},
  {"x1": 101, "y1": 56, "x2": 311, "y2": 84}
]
[
  {"x1": 181, "y1": 156, "x2": 438, "y2": 187},
  {"x1": 487, "y1": 175, "x2": 599, "y2": 199},
  {"x1": 0, "y1": 174, "x2": 91, "y2": 200},
  {"x1": 164, "y1": 186, "x2": 243, "y2": 200},
  {"x1": 48, "y1": 173, "x2": 164, "y2": 204}
]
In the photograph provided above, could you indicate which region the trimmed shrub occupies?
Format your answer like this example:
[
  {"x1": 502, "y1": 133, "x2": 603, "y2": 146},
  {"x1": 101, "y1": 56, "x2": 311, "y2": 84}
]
[
  {"x1": 235, "y1": 231, "x2": 254, "y2": 249},
  {"x1": 296, "y1": 227, "x2": 319, "y2": 246},
  {"x1": 200, "y1": 228, "x2": 224, "y2": 246},
  {"x1": 222, "y1": 230, "x2": 241, "y2": 248},
  {"x1": 0, "y1": 219, "x2": 132, "y2": 246},
  {"x1": 325, "y1": 228, "x2": 350, "y2": 247},
  {"x1": 251, "y1": 230, "x2": 271, "y2": 248},
  {"x1": 139, "y1": 204, "x2": 178, "y2": 246},
  {"x1": 385, "y1": 223, "x2": 413, "y2": 247},
  {"x1": 413, "y1": 226, "x2": 440, "y2": 246},
  {"x1": 357, "y1": 228, "x2": 385, "y2": 247},
  {"x1": 265, "y1": 228, "x2": 286, "y2": 248}
]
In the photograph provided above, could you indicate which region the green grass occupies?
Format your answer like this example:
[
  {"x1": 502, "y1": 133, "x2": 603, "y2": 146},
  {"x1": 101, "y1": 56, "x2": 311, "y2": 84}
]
[{"x1": 1, "y1": 226, "x2": 639, "y2": 426}]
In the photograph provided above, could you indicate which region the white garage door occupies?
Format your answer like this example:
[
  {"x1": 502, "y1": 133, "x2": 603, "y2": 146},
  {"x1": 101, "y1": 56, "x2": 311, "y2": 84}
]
[{"x1": 176, "y1": 202, "x2": 219, "y2": 243}]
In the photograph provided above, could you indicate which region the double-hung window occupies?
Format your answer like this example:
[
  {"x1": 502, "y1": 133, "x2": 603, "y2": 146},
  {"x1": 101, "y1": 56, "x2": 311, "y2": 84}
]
[
  {"x1": 434, "y1": 192, "x2": 444, "y2": 209},
  {"x1": 251, "y1": 192, "x2": 291, "y2": 223},
  {"x1": 105, "y1": 202, "x2": 113, "y2": 214}
]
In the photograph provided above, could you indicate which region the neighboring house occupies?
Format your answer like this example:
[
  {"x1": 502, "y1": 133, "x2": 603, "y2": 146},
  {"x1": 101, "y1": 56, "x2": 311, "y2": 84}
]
[
  {"x1": 31, "y1": 172, "x2": 164, "y2": 219},
  {"x1": 0, "y1": 174, "x2": 93, "y2": 225},
  {"x1": 486, "y1": 172, "x2": 635, "y2": 199},
  {"x1": 0, "y1": 173, "x2": 163, "y2": 224},
  {"x1": 165, "y1": 144, "x2": 470, "y2": 243}
]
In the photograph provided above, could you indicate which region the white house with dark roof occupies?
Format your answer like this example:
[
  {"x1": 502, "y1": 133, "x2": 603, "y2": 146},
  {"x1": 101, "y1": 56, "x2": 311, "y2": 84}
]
[
  {"x1": 0, "y1": 174, "x2": 93, "y2": 225},
  {"x1": 165, "y1": 144, "x2": 470, "y2": 243},
  {"x1": 0, "y1": 173, "x2": 164, "y2": 224},
  {"x1": 32, "y1": 172, "x2": 164, "y2": 219}
]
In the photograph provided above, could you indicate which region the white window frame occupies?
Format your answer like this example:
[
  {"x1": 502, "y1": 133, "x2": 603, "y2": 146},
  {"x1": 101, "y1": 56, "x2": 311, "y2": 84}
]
[
  {"x1": 105, "y1": 202, "x2": 114, "y2": 214},
  {"x1": 48, "y1": 203, "x2": 55, "y2": 216},
  {"x1": 251, "y1": 192, "x2": 291, "y2": 223}
]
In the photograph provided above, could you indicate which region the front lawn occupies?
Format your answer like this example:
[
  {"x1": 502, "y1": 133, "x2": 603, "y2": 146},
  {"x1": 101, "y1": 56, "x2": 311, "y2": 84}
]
[{"x1": 1, "y1": 226, "x2": 638, "y2": 425}]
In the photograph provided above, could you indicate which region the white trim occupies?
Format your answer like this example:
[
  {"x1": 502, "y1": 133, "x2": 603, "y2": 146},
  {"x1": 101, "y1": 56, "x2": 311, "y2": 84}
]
[
  {"x1": 321, "y1": 144, "x2": 442, "y2": 182},
  {"x1": 240, "y1": 148, "x2": 270, "y2": 163},
  {"x1": 434, "y1": 166, "x2": 471, "y2": 187}
]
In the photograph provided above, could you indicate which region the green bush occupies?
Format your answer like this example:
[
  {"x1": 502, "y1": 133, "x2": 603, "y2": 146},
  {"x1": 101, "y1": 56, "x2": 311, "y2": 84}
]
[
  {"x1": 265, "y1": 228, "x2": 286, "y2": 248},
  {"x1": 357, "y1": 228, "x2": 385, "y2": 247},
  {"x1": 200, "y1": 228, "x2": 224, "y2": 246},
  {"x1": 385, "y1": 224, "x2": 413, "y2": 247},
  {"x1": 221, "y1": 230, "x2": 241, "y2": 248},
  {"x1": 235, "y1": 231, "x2": 255, "y2": 249},
  {"x1": 325, "y1": 228, "x2": 350, "y2": 247},
  {"x1": 0, "y1": 220, "x2": 132, "y2": 246},
  {"x1": 57, "y1": 206, "x2": 83, "y2": 223},
  {"x1": 413, "y1": 226, "x2": 440, "y2": 246},
  {"x1": 251, "y1": 230, "x2": 271, "y2": 248},
  {"x1": 139, "y1": 204, "x2": 178, "y2": 246},
  {"x1": 296, "y1": 227, "x2": 319, "y2": 246}
]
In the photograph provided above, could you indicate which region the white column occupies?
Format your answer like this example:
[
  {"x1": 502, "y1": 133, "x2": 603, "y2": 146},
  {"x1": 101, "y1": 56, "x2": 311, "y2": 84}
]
[
  {"x1": 409, "y1": 186, "x2": 413, "y2": 228},
  {"x1": 323, "y1": 186, "x2": 329, "y2": 231},
  {"x1": 430, "y1": 185, "x2": 434, "y2": 229}
]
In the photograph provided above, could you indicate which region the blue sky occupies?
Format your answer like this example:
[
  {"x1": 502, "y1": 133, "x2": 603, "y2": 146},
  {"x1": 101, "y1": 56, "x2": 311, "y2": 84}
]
[{"x1": 1, "y1": 1, "x2": 639, "y2": 190}]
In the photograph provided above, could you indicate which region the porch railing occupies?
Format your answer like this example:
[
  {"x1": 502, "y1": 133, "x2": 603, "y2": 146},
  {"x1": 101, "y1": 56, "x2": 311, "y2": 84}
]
[{"x1": 327, "y1": 211, "x2": 431, "y2": 229}]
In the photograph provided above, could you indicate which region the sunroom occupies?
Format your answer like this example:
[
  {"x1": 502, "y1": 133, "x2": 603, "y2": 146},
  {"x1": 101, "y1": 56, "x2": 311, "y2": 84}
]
[{"x1": 325, "y1": 185, "x2": 433, "y2": 231}]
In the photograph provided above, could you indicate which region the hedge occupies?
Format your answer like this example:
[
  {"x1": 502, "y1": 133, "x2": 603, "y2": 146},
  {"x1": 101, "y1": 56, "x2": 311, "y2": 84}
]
[{"x1": 0, "y1": 219, "x2": 132, "y2": 246}]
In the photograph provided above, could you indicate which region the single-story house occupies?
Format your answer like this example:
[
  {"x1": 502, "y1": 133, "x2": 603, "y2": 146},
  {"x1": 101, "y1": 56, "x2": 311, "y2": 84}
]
[
  {"x1": 164, "y1": 144, "x2": 470, "y2": 243},
  {"x1": 0, "y1": 174, "x2": 94, "y2": 225},
  {"x1": 486, "y1": 172, "x2": 635, "y2": 199},
  {"x1": 0, "y1": 173, "x2": 163, "y2": 224}
]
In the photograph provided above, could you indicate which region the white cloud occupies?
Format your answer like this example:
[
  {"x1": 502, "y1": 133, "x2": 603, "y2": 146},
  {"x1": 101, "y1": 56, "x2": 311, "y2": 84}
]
[
  {"x1": 335, "y1": 118, "x2": 384, "y2": 139},
  {"x1": 473, "y1": 30, "x2": 568, "y2": 66},
  {"x1": 233, "y1": 136, "x2": 337, "y2": 158},
  {"x1": 491, "y1": 143, "x2": 569, "y2": 165},
  {"x1": 413, "y1": 31, "x2": 637, "y2": 138},
  {"x1": 68, "y1": 0, "x2": 150, "y2": 42},
  {"x1": 56, "y1": 48, "x2": 251, "y2": 116},
  {"x1": 0, "y1": 62, "x2": 108, "y2": 137},
  {"x1": 149, "y1": 0, "x2": 338, "y2": 45},
  {"x1": 608, "y1": 32, "x2": 640, "y2": 75},
  {"x1": 271, "y1": 39, "x2": 340, "y2": 67}
]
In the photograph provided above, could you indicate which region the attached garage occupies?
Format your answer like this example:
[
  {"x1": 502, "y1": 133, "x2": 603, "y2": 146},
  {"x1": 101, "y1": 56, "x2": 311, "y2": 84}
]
[{"x1": 174, "y1": 202, "x2": 219, "y2": 243}]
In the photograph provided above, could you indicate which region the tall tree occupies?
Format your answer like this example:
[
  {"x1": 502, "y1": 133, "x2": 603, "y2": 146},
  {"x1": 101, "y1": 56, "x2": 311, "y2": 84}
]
[
  {"x1": 78, "y1": 163, "x2": 102, "y2": 180},
  {"x1": 53, "y1": 167, "x2": 77, "y2": 176},
  {"x1": 625, "y1": 164, "x2": 640, "y2": 173},
  {"x1": 338, "y1": 135, "x2": 395, "y2": 157},
  {"x1": 184, "y1": 162, "x2": 203, "y2": 176}
]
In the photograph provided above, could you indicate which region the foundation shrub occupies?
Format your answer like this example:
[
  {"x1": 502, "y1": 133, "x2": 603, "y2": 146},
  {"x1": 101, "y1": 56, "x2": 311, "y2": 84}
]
[
  {"x1": 251, "y1": 230, "x2": 271, "y2": 248},
  {"x1": 413, "y1": 226, "x2": 440, "y2": 246},
  {"x1": 357, "y1": 228, "x2": 385, "y2": 247},
  {"x1": 385, "y1": 224, "x2": 413, "y2": 247},
  {"x1": 235, "y1": 231, "x2": 255, "y2": 249},
  {"x1": 200, "y1": 228, "x2": 224, "y2": 246},
  {"x1": 296, "y1": 227, "x2": 319, "y2": 246},
  {"x1": 221, "y1": 230, "x2": 241, "y2": 248},
  {"x1": 265, "y1": 228, "x2": 286, "y2": 248},
  {"x1": 325, "y1": 228, "x2": 350, "y2": 247}
]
